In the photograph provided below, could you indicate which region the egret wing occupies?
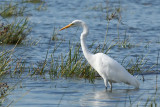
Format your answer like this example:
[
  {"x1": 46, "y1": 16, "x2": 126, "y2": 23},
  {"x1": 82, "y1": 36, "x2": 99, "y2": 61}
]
[{"x1": 101, "y1": 54, "x2": 133, "y2": 83}]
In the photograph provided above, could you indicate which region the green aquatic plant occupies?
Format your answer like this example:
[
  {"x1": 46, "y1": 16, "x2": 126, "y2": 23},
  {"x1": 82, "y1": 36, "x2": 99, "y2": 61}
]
[
  {"x1": 30, "y1": 41, "x2": 98, "y2": 82},
  {"x1": 121, "y1": 53, "x2": 155, "y2": 75},
  {"x1": 90, "y1": 4, "x2": 104, "y2": 11},
  {"x1": 0, "y1": 18, "x2": 31, "y2": 44},
  {"x1": 0, "y1": 49, "x2": 13, "y2": 77},
  {"x1": 117, "y1": 32, "x2": 136, "y2": 48},
  {"x1": 22, "y1": 0, "x2": 47, "y2": 11},
  {"x1": 48, "y1": 42, "x2": 97, "y2": 82},
  {"x1": 52, "y1": 27, "x2": 59, "y2": 41},
  {"x1": 35, "y1": 2, "x2": 47, "y2": 11},
  {"x1": 0, "y1": 2, "x2": 26, "y2": 18},
  {"x1": 23, "y1": 0, "x2": 45, "y2": 4}
]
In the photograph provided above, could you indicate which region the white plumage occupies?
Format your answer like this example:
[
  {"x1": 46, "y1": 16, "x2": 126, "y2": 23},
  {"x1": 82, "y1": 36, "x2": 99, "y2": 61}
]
[{"x1": 60, "y1": 20, "x2": 140, "y2": 89}]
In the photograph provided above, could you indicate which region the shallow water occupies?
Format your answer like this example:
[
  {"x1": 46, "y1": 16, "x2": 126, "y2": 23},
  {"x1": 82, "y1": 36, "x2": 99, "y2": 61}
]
[
  {"x1": 2, "y1": 74, "x2": 160, "y2": 107},
  {"x1": 0, "y1": 0, "x2": 160, "y2": 106}
]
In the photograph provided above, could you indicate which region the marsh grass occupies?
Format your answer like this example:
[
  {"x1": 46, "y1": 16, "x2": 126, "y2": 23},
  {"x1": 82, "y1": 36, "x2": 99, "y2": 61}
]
[
  {"x1": 0, "y1": 50, "x2": 13, "y2": 77},
  {"x1": 0, "y1": 2, "x2": 26, "y2": 18},
  {"x1": 22, "y1": 37, "x2": 40, "y2": 46},
  {"x1": 0, "y1": 0, "x2": 47, "y2": 19},
  {"x1": 121, "y1": 54, "x2": 155, "y2": 75},
  {"x1": 56, "y1": 43, "x2": 96, "y2": 82},
  {"x1": 0, "y1": 18, "x2": 31, "y2": 44},
  {"x1": 29, "y1": 41, "x2": 98, "y2": 82},
  {"x1": 105, "y1": 3, "x2": 137, "y2": 49},
  {"x1": 35, "y1": 2, "x2": 47, "y2": 11},
  {"x1": 22, "y1": 0, "x2": 47, "y2": 11},
  {"x1": 52, "y1": 27, "x2": 60, "y2": 41},
  {"x1": 0, "y1": 46, "x2": 16, "y2": 100},
  {"x1": 117, "y1": 32, "x2": 136, "y2": 49},
  {"x1": 23, "y1": 0, "x2": 45, "y2": 4}
]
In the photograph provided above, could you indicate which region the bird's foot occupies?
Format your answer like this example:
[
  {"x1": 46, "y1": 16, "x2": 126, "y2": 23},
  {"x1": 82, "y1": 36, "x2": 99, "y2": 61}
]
[{"x1": 105, "y1": 86, "x2": 108, "y2": 90}]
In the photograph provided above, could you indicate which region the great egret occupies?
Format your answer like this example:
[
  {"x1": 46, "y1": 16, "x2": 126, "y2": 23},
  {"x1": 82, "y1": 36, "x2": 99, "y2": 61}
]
[{"x1": 60, "y1": 20, "x2": 140, "y2": 89}]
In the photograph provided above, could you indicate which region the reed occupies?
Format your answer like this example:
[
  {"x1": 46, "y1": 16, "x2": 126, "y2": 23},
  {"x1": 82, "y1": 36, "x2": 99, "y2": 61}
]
[
  {"x1": 23, "y1": 0, "x2": 45, "y2": 4},
  {"x1": 0, "y1": 18, "x2": 31, "y2": 44},
  {"x1": 0, "y1": 49, "x2": 13, "y2": 77},
  {"x1": 0, "y1": 2, "x2": 26, "y2": 18},
  {"x1": 0, "y1": 46, "x2": 16, "y2": 100}
]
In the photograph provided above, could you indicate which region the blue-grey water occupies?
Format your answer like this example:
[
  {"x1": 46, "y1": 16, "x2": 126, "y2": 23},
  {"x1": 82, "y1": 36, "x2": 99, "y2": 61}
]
[
  {"x1": 3, "y1": 74, "x2": 160, "y2": 107},
  {"x1": 0, "y1": 0, "x2": 160, "y2": 106}
]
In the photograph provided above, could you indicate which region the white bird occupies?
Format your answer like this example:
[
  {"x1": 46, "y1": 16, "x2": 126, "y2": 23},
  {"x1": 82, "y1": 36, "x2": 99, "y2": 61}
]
[{"x1": 60, "y1": 20, "x2": 140, "y2": 89}]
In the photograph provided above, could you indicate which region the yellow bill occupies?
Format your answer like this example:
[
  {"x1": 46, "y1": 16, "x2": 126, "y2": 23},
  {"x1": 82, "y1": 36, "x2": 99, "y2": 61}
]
[{"x1": 59, "y1": 24, "x2": 73, "y2": 31}]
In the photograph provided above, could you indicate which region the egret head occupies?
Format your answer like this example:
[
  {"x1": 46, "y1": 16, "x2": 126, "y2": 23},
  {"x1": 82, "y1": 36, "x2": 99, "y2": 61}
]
[{"x1": 60, "y1": 20, "x2": 84, "y2": 31}]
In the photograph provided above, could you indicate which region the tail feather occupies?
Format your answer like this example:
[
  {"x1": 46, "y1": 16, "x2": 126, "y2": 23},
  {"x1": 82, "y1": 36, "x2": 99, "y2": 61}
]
[{"x1": 125, "y1": 76, "x2": 140, "y2": 89}]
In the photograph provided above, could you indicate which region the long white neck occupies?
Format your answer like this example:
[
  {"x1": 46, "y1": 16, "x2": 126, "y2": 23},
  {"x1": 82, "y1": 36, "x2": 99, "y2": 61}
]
[{"x1": 80, "y1": 22, "x2": 93, "y2": 63}]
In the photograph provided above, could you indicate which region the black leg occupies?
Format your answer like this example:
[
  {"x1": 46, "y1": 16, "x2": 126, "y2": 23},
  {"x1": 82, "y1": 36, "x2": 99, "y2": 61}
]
[{"x1": 105, "y1": 86, "x2": 108, "y2": 90}]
